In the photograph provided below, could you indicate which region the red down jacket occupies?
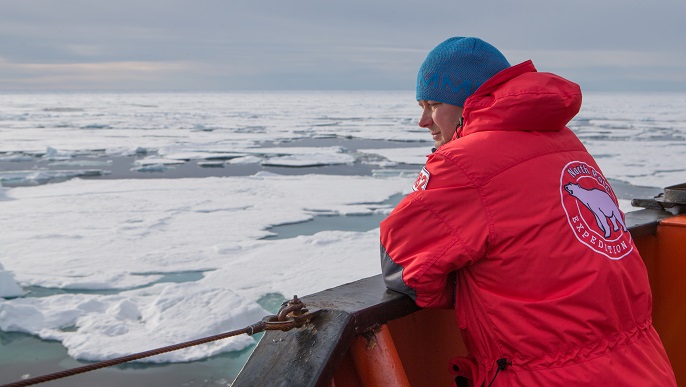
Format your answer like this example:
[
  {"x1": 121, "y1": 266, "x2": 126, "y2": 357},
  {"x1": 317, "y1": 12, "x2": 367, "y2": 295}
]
[{"x1": 380, "y1": 61, "x2": 676, "y2": 386}]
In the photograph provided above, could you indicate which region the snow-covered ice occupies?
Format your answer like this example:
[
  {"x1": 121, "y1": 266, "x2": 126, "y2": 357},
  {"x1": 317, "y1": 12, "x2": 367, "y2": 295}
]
[
  {"x1": 0, "y1": 263, "x2": 23, "y2": 298},
  {"x1": 0, "y1": 91, "x2": 684, "y2": 365},
  {"x1": 0, "y1": 173, "x2": 409, "y2": 362}
]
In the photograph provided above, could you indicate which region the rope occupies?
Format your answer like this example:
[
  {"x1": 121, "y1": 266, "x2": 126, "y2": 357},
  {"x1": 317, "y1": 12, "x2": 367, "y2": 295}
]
[{"x1": 1, "y1": 296, "x2": 316, "y2": 387}]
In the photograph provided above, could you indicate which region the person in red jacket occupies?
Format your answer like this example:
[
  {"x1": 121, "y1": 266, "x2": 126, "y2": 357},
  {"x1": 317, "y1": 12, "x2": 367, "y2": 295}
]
[{"x1": 380, "y1": 37, "x2": 676, "y2": 386}]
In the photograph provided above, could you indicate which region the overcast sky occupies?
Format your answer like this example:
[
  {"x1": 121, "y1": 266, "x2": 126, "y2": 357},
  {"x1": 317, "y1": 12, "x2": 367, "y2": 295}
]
[{"x1": 1, "y1": 0, "x2": 685, "y2": 92}]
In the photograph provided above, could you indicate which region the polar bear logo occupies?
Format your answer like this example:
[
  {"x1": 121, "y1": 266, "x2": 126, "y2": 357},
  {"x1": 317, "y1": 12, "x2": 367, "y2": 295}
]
[{"x1": 564, "y1": 183, "x2": 627, "y2": 238}]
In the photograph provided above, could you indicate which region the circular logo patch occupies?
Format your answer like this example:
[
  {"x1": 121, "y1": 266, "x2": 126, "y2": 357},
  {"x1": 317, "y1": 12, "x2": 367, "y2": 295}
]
[{"x1": 560, "y1": 161, "x2": 633, "y2": 260}]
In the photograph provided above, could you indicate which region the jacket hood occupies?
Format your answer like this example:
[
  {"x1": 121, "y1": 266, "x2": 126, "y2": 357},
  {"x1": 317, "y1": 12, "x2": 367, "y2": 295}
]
[{"x1": 459, "y1": 60, "x2": 582, "y2": 137}]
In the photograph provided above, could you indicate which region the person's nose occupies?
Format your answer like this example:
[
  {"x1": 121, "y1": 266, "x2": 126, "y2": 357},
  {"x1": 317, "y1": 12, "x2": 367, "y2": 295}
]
[{"x1": 418, "y1": 109, "x2": 432, "y2": 128}]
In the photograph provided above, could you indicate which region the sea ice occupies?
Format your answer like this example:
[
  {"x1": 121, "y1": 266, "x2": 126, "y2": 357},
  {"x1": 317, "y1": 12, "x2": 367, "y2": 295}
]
[
  {"x1": 0, "y1": 263, "x2": 23, "y2": 298},
  {"x1": 0, "y1": 282, "x2": 265, "y2": 362},
  {"x1": 44, "y1": 147, "x2": 75, "y2": 161},
  {"x1": 262, "y1": 152, "x2": 355, "y2": 167},
  {"x1": 358, "y1": 146, "x2": 431, "y2": 165},
  {"x1": 0, "y1": 173, "x2": 411, "y2": 361},
  {"x1": 0, "y1": 170, "x2": 106, "y2": 187},
  {"x1": 227, "y1": 156, "x2": 262, "y2": 164},
  {"x1": 0, "y1": 91, "x2": 683, "y2": 367}
]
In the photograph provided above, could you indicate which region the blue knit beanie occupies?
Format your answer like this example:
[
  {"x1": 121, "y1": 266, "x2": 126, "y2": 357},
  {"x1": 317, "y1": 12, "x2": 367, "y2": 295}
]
[{"x1": 416, "y1": 37, "x2": 510, "y2": 106}]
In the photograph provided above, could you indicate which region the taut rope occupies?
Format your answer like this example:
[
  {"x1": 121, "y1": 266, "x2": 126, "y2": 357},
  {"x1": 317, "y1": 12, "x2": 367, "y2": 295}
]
[{"x1": 1, "y1": 296, "x2": 317, "y2": 387}]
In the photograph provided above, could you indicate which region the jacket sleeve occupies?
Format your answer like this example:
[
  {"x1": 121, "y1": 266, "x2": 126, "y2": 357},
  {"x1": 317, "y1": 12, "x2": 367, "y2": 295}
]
[{"x1": 379, "y1": 154, "x2": 489, "y2": 309}]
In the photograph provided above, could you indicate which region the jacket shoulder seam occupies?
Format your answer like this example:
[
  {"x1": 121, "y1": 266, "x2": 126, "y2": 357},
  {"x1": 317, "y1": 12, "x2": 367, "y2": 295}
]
[
  {"x1": 432, "y1": 152, "x2": 498, "y2": 247},
  {"x1": 408, "y1": 193, "x2": 479, "y2": 279}
]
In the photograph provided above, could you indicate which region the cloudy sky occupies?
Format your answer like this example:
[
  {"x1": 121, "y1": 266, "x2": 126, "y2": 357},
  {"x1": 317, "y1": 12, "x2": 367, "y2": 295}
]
[{"x1": 1, "y1": 0, "x2": 684, "y2": 92}]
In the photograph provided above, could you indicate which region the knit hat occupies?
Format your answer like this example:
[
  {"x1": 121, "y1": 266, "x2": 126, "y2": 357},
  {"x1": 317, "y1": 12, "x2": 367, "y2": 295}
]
[{"x1": 416, "y1": 37, "x2": 510, "y2": 106}]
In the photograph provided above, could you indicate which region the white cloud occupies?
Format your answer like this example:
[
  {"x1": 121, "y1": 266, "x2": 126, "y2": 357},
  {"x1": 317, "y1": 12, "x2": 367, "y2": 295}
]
[{"x1": 0, "y1": 59, "x2": 206, "y2": 89}]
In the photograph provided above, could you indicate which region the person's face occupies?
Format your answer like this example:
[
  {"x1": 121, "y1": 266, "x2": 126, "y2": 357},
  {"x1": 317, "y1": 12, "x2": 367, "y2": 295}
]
[{"x1": 418, "y1": 100, "x2": 464, "y2": 149}]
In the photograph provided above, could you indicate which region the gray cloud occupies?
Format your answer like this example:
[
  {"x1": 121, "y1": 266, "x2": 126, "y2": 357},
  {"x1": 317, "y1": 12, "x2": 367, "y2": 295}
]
[{"x1": 1, "y1": 0, "x2": 684, "y2": 91}]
